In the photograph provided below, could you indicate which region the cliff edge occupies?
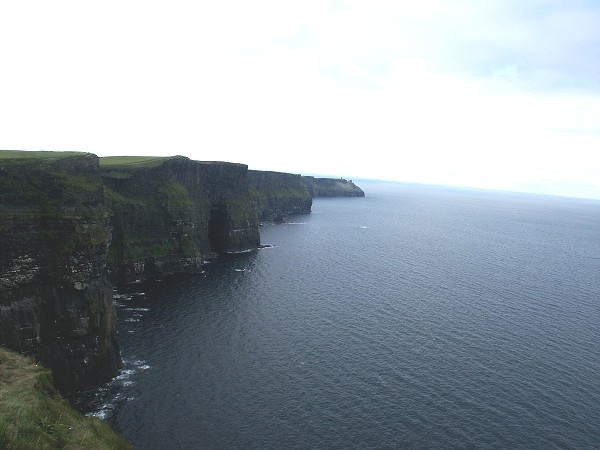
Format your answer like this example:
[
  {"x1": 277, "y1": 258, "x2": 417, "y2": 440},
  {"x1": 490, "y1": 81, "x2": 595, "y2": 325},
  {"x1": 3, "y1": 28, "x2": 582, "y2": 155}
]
[{"x1": 0, "y1": 151, "x2": 121, "y2": 393}]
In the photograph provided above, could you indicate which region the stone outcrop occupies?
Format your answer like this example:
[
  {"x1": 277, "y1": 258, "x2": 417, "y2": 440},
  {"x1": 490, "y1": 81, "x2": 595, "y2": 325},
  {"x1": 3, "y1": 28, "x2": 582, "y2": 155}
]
[
  {"x1": 303, "y1": 176, "x2": 365, "y2": 197},
  {"x1": 0, "y1": 152, "x2": 121, "y2": 393}
]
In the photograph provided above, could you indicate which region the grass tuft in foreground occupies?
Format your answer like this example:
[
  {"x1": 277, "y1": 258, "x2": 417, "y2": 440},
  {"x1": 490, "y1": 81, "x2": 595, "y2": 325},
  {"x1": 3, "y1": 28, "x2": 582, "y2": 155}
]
[{"x1": 0, "y1": 347, "x2": 130, "y2": 450}]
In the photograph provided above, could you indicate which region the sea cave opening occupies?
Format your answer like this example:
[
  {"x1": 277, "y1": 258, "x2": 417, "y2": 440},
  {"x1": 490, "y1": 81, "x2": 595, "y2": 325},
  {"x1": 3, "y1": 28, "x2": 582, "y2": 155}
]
[{"x1": 208, "y1": 203, "x2": 228, "y2": 252}]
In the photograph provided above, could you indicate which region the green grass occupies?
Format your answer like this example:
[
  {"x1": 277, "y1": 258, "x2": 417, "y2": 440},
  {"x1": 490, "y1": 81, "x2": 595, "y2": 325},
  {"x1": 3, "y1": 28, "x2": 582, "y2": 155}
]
[
  {"x1": 0, "y1": 347, "x2": 130, "y2": 449},
  {"x1": 126, "y1": 238, "x2": 174, "y2": 260},
  {"x1": 0, "y1": 151, "x2": 88, "y2": 167},
  {"x1": 159, "y1": 180, "x2": 194, "y2": 208},
  {"x1": 0, "y1": 151, "x2": 83, "y2": 160},
  {"x1": 99, "y1": 156, "x2": 179, "y2": 169}
]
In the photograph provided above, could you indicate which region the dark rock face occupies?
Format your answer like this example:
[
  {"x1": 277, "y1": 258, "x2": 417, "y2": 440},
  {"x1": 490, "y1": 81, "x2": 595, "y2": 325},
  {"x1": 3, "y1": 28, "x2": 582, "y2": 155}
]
[
  {"x1": 0, "y1": 152, "x2": 121, "y2": 393},
  {"x1": 102, "y1": 157, "x2": 260, "y2": 283},
  {"x1": 248, "y1": 170, "x2": 312, "y2": 221},
  {"x1": 303, "y1": 176, "x2": 365, "y2": 197},
  {"x1": 1, "y1": 150, "x2": 365, "y2": 393}
]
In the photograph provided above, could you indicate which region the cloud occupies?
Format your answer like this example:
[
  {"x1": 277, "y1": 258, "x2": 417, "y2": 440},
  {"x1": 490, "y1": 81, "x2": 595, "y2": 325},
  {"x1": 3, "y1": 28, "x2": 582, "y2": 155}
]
[
  {"x1": 1, "y1": 0, "x2": 599, "y2": 198},
  {"x1": 243, "y1": 0, "x2": 600, "y2": 94}
]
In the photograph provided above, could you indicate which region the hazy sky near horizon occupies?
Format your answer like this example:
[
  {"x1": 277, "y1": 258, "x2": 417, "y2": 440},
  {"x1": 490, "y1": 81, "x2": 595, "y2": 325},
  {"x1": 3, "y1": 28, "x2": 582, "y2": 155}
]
[{"x1": 1, "y1": 1, "x2": 600, "y2": 198}]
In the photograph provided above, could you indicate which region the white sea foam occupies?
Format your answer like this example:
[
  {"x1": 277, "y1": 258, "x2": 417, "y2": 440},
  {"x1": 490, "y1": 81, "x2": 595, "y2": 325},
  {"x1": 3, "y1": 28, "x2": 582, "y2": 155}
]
[
  {"x1": 226, "y1": 248, "x2": 255, "y2": 254},
  {"x1": 115, "y1": 369, "x2": 135, "y2": 380},
  {"x1": 87, "y1": 407, "x2": 111, "y2": 420},
  {"x1": 133, "y1": 360, "x2": 151, "y2": 370}
]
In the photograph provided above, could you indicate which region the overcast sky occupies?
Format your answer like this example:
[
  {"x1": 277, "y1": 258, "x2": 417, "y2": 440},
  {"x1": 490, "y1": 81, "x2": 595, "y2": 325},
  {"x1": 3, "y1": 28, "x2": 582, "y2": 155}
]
[{"x1": 1, "y1": 1, "x2": 600, "y2": 199}]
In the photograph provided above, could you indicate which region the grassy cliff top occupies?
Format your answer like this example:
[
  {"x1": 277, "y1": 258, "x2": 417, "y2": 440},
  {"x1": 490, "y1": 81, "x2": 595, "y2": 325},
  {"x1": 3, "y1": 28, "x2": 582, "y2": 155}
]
[
  {"x1": 0, "y1": 150, "x2": 83, "y2": 160},
  {"x1": 99, "y1": 155, "x2": 182, "y2": 169},
  {"x1": 0, "y1": 151, "x2": 90, "y2": 166},
  {"x1": 100, "y1": 156, "x2": 246, "y2": 168},
  {"x1": 0, "y1": 347, "x2": 130, "y2": 449}
]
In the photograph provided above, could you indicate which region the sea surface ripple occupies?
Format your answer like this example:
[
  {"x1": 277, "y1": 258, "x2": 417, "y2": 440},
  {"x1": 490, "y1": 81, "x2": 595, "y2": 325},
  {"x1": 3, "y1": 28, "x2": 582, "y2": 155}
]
[{"x1": 80, "y1": 181, "x2": 600, "y2": 449}]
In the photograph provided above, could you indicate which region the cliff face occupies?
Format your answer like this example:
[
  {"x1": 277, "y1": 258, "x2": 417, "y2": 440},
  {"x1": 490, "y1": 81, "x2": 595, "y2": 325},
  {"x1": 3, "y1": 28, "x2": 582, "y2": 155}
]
[
  {"x1": 248, "y1": 170, "x2": 312, "y2": 221},
  {"x1": 101, "y1": 156, "x2": 260, "y2": 283},
  {"x1": 1, "y1": 150, "x2": 365, "y2": 394},
  {"x1": 303, "y1": 176, "x2": 365, "y2": 197},
  {"x1": 0, "y1": 152, "x2": 121, "y2": 393}
]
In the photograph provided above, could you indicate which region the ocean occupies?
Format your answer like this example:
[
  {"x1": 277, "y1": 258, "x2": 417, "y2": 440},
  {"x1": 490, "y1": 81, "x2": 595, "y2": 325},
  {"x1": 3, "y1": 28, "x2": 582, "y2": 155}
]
[{"x1": 78, "y1": 180, "x2": 600, "y2": 449}]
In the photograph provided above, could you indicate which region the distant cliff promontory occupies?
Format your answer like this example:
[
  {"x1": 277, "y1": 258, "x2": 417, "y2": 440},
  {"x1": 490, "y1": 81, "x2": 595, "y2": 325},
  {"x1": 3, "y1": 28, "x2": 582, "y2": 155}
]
[
  {"x1": 303, "y1": 176, "x2": 365, "y2": 197},
  {"x1": 0, "y1": 150, "x2": 364, "y2": 394}
]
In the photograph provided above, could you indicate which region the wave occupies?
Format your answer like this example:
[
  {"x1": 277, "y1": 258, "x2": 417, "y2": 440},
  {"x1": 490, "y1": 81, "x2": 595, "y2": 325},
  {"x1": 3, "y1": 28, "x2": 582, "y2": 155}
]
[{"x1": 225, "y1": 248, "x2": 255, "y2": 254}]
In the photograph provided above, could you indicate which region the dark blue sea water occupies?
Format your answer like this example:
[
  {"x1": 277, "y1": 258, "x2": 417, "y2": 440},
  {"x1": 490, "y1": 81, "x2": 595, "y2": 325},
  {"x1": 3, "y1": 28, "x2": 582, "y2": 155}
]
[{"x1": 81, "y1": 181, "x2": 600, "y2": 449}]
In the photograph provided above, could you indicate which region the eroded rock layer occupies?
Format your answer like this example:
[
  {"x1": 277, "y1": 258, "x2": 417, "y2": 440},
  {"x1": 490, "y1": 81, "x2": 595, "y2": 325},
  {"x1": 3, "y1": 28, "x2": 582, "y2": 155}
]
[
  {"x1": 248, "y1": 170, "x2": 312, "y2": 221},
  {"x1": 101, "y1": 156, "x2": 261, "y2": 283}
]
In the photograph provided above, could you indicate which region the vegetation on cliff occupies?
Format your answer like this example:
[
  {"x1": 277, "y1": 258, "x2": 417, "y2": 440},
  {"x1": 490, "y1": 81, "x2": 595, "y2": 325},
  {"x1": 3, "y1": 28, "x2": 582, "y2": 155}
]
[
  {"x1": 0, "y1": 347, "x2": 129, "y2": 449},
  {"x1": 0, "y1": 151, "x2": 83, "y2": 164},
  {"x1": 248, "y1": 170, "x2": 312, "y2": 220},
  {"x1": 100, "y1": 156, "x2": 261, "y2": 282},
  {"x1": 101, "y1": 156, "x2": 205, "y2": 282}
]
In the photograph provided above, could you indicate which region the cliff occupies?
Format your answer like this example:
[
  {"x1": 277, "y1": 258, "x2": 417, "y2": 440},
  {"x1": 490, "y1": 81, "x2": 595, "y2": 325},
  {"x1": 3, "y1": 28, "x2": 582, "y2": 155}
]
[
  {"x1": 1, "y1": 151, "x2": 364, "y2": 395},
  {"x1": 0, "y1": 151, "x2": 121, "y2": 394},
  {"x1": 248, "y1": 170, "x2": 312, "y2": 221},
  {"x1": 303, "y1": 176, "x2": 365, "y2": 197},
  {"x1": 0, "y1": 347, "x2": 130, "y2": 449},
  {"x1": 101, "y1": 156, "x2": 260, "y2": 283}
]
